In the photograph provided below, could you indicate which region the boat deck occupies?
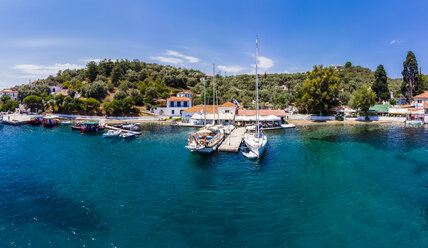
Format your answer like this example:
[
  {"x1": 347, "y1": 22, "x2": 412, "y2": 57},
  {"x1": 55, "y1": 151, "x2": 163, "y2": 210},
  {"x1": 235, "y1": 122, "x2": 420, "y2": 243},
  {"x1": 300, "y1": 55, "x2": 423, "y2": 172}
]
[
  {"x1": 105, "y1": 125, "x2": 142, "y2": 135},
  {"x1": 218, "y1": 127, "x2": 246, "y2": 153}
]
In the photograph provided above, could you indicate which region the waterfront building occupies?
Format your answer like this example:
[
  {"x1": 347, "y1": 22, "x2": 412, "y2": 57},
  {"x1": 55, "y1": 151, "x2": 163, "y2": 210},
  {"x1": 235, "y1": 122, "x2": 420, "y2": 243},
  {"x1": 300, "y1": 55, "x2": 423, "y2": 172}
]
[
  {"x1": 0, "y1": 89, "x2": 18, "y2": 101},
  {"x1": 280, "y1": 84, "x2": 288, "y2": 91},
  {"x1": 181, "y1": 102, "x2": 237, "y2": 125},
  {"x1": 413, "y1": 91, "x2": 428, "y2": 108},
  {"x1": 152, "y1": 96, "x2": 192, "y2": 117},
  {"x1": 49, "y1": 85, "x2": 63, "y2": 94},
  {"x1": 236, "y1": 109, "x2": 287, "y2": 126}
]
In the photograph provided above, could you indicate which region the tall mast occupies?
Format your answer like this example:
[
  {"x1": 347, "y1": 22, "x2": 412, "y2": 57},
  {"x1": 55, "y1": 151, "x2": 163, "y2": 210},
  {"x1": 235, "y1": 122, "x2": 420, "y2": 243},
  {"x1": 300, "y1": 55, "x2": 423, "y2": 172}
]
[
  {"x1": 213, "y1": 64, "x2": 216, "y2": 125},
  {"x1": 255, "y1": 36, "x2": 259, "y2": 138},
  {"x1": 203, "y1": 78, "x2": 206, "y2": 126}
]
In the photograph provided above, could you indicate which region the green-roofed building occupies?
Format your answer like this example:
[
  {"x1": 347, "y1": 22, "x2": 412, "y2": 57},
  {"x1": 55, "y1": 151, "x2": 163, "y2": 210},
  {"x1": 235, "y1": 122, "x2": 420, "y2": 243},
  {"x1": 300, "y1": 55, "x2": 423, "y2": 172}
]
[{"x1": 368, "y1": 104, "x2": 392, "y2": 113}]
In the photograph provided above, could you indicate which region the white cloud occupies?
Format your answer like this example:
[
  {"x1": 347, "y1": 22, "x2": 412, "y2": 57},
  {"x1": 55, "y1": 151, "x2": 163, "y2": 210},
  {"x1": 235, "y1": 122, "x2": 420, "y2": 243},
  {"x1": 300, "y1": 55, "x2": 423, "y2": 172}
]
[
  {"x1": 390, "y1": 40, "x2": 397, "y2": 45},
  {"x1": 12, "y1": 63, "x2": 85, "y2": 78},
  {"x1": 217, "y1": 65, "x2": 245, "y2": 74},
  {"x1": 149, "y1": 50, "x2": 200, "y2": 65},
  {"x1": 149, "y1": 56, "x2": 184, "y2": 64},
  {"x1": 165, "y1": 50, "x2": 200, "y2": 63},
  {"x1": 80, "y1": 58, "x2": 103, "y2": 63},
  {"x1": 257, "y1": 56, "x2": 274, "y2": 70}
]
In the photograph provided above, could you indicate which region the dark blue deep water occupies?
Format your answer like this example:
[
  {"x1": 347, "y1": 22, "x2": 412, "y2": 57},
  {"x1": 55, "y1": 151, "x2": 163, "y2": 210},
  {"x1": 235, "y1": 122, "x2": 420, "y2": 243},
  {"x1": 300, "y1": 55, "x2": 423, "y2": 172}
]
[{"x1": 0, "y1": 123, "x2": 427, "y2": 247}]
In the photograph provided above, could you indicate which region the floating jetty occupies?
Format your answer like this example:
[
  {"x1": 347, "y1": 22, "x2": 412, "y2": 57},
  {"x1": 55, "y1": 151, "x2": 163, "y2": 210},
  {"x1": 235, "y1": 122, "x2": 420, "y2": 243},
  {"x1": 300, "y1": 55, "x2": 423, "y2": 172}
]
[
  {"x1": 218, "y1": 127, "x2": 246, "y2": 153},
  {"x1": 104, "y1": 124, "x2": 142, "y2": 135}
]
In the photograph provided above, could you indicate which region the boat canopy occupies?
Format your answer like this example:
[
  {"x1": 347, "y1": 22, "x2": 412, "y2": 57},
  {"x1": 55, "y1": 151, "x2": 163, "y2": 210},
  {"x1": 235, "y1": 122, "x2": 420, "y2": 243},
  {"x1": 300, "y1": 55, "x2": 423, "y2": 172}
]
[{"x1": 84, "y1": 122, "x2": 99, "y2": 125}]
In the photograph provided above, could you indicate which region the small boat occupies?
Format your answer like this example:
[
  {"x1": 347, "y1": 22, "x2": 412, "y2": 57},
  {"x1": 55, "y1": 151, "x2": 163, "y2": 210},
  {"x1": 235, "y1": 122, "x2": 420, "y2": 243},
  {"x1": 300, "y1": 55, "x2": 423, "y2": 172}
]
[
  {"x1": 71, "y1": 122, "x2": 85, "y2": 130},
  {"x1": 42, "y1": 116, "x2": 60, "y2": 127},
  {"x1": 80, "y1": 122, "x2": 105, "y2": 133},
  {"x1": 119, "y1": 132, "x2": 136, "y2": 139},
  {"x1": 122, "y1": 123, "x2": 141, "y2": 131},
  {"x1": 61, "y1": 121, "x2": 72, "y2": 125},
  {"x1": 406, "y1": 120, "x2": 423, "y2": 126},
  {"x1": 103, "y1": 129, "x2": 121, "y2": 138},
  {"x1": 28, "y1": 116, "x2": 43, "y2": 125}
]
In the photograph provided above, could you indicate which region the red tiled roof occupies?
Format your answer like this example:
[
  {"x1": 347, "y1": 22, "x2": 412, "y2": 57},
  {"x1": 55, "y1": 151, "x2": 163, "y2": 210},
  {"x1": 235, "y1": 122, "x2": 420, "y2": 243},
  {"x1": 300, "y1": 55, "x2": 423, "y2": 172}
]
[
  {"x1": 237, "y1": 109, "x2": 287, "y2": 117},
  {"x1": 407, "y1": 108, "x2": 423, "y2": 112},
  {"x1": 182, "y1": 105, "x2": 218, "y2": 113},
  {"x1": 167, "y1": 97, "x2": 190, "y2": 101},
  {"x1": 414, "y1": 91, "x2": 428, "y2": 98},
  {"x1": 1, "y1": 89, "x2": 18, "y2": 93},
  {"x1": 219, "y1": 102, "x2": 237, "y2": 108},
  {"x1": 156, "y1": 99, "x2": 166, "y2": 102}
]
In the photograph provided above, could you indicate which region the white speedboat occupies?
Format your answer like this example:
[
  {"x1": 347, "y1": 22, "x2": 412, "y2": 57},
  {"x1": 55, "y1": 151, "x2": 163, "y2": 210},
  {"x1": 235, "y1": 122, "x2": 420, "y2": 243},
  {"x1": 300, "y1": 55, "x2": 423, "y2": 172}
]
[
  {"x1": 119, "y1": 132, "x2": 136, "y2": 139},
  {"x1": 103, "y1": 129, "x2": 121, "y2": 138},
  {"x1": 122, "y1": 123, "x2": 141, "y2": 131}
]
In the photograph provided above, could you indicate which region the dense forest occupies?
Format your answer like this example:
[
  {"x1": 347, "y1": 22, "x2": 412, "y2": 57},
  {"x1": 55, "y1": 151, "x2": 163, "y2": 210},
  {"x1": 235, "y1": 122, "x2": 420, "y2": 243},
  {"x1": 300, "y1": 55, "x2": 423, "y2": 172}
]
[{"x1": 7, "y1": 58, "x2": 426, "y2": 115}]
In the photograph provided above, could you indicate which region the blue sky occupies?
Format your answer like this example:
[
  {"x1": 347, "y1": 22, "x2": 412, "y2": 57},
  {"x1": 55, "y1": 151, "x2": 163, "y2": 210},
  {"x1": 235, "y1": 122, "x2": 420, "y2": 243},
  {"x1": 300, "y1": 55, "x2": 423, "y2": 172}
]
[{"x1": 0, "y1": 0, "x2": 427, "y2": 89}]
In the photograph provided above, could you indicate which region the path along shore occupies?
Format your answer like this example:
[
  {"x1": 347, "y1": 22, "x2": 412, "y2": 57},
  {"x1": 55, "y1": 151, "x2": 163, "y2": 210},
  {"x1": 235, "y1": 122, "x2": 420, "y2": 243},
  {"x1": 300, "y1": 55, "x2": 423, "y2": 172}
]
[{"x1": 287, "y1": 119, "x2": 407, "y2": 126}]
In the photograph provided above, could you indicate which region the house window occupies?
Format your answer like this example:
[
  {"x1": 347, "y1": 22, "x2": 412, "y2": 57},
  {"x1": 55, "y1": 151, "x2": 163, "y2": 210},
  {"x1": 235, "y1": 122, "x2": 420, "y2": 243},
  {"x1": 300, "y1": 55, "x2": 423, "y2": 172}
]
[
  {"x1": 417, "y1": 100, "x2": 422, "y2": 103},
  {"x1": 183, "y1": 101, "x2": 188, "y2": 107},
  {"x1": 172, "y1": 110, "x2": 175, "y2": 115},
  {"x1": 177, "y1": 101, "x2": 181, "y2": 107},
  {"x1": 225, "y1": 110, "x2": 230, "y2": 113},
  {"x1": 170, "y1": 101, "x2": 174, "y2": 107}
]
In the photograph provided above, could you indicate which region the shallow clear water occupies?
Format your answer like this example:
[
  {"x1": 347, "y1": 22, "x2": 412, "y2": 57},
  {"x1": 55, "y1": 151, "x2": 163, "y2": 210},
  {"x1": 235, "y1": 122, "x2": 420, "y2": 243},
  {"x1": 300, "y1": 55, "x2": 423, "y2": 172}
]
[{"x1": 0, "y1": 123, "x2": 427, "y2": 247}]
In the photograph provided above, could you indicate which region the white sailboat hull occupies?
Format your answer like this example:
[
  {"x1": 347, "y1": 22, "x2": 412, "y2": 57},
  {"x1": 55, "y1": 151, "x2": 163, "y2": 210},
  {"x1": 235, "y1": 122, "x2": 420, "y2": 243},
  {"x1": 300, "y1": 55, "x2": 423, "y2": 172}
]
[{"x1": 243, "y1": 133, "x2": 267, "y2": 158}]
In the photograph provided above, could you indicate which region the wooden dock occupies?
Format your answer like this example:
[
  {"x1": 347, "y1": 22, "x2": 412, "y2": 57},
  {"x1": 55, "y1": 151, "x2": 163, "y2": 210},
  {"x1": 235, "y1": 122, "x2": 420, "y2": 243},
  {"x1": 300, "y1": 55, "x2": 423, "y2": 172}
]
[
  {"x1": 218, "y1": 127, "x2": 246, "y2": 153},
  {"x1": 105, "y1": 124, "x2": 142, "y2": 135}
]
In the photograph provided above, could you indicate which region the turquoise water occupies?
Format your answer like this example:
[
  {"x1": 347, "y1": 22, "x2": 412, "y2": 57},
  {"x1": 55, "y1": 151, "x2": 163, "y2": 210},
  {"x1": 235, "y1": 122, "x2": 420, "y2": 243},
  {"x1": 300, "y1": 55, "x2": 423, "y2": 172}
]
[{"x1": 0, "y1": 123, "x2": 427, "y2": 247}]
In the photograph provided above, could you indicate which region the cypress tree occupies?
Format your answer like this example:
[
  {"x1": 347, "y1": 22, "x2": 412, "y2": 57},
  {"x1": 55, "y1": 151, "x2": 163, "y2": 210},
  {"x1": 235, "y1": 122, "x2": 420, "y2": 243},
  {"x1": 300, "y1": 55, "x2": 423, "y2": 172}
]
[{"x1": 372, "y1": 64, "x2": 389, "y2": 102}]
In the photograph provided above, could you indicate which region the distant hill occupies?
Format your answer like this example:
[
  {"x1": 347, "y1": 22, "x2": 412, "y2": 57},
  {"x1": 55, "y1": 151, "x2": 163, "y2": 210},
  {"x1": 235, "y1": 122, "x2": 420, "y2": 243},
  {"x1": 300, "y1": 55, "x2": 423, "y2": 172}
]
[{"x1": 11, "y1": 60, "x2": 407, "y2": 110}]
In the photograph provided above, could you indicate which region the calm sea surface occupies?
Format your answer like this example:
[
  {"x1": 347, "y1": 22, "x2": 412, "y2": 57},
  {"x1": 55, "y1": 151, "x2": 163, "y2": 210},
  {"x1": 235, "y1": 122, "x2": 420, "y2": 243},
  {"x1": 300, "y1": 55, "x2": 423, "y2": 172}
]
[{"x1": 0, "y1": 123, "x2": 427, "y2": 248}]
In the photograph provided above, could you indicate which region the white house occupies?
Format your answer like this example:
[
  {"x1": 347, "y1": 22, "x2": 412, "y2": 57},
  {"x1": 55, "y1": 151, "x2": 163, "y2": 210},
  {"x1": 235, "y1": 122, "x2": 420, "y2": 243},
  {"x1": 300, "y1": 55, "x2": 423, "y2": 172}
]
[
  {"x1": 0, "y1": 89, "x2": 18, "y2": 101},
  {"x1": 49, "y1": 85, "x2": 63, "y2": 94},
  {"x1": 280, "y1": 84, "x2": 288, "y2": 91},
  {"x1": 413, "y1": 91, "x2": 428, "y2": 108},
  {"x1": 181, "y1": 102, "x2": 237, "y2": 125},
  {"x1": 177, "y1": 92, "x2": 192, "y2": 99},
  {"x1": 152, "y1": 96, "x2": 192, "y2": 117}
]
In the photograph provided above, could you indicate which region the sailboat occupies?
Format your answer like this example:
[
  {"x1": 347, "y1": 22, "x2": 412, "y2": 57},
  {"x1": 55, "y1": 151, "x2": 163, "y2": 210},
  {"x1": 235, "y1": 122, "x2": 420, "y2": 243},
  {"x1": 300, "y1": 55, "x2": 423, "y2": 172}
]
[
  {"x1": 243, "y1": 37, "x2": 268, "y2": 159},
  {"x1": 186, "y1": 64, "x2": 225, "y2": 153}
]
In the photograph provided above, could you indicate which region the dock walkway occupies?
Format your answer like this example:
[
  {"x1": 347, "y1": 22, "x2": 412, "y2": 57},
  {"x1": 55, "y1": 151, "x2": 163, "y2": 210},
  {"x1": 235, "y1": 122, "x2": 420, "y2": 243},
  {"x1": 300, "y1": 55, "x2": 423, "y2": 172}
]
[
  {"x1": 105, "y1": 124, "x2": 142, "y2": 135},
  {"x1": 218, "y1": 127, "x2": 246, "y2": 153}
]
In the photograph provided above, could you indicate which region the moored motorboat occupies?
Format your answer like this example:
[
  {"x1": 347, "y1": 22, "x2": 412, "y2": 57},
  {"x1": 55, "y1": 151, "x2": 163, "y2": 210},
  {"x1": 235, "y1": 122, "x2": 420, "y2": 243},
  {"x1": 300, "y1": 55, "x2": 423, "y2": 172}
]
[
  {"x1": 28, "y1": 116, "x2": 43, "y2": 125},
  {"x1": 79, "y1": 122, "x2": 105, "y2": 133},
  {"x1": 119, "y1": 132, "x2": 136, "y2": 139},
  {"x1": 42, "y1": 116, "x2": 60, "y2": 127},
  {"x1": 71, "y1": 122, "x2": 85, "y2": 130},
  {"x1": 103, "y1": 129, "x2": 121, "y2": 138},
  {"x1": 122, "y1": 123, "x2": 141, "y2": 131}
]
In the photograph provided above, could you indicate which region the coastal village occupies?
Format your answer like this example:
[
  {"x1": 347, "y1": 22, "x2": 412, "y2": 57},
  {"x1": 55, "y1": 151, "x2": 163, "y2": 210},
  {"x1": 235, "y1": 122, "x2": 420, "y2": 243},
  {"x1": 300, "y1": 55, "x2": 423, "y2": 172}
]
[{"x1": 1, "y1": 50, "x2": 428, "y2": 157}]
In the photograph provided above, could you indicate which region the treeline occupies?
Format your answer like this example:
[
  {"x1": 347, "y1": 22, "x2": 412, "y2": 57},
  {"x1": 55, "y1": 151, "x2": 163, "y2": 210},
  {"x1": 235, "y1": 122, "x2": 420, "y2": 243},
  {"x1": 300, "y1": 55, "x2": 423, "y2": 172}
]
[
  {"x1": 0, "y1": 95, "x2": 20, "y2": 112},
  {"x1": 9, "y1": 52, "x2": 427, "y2": 116},
  {"x1": 12, "y1": 59, "x2": 205, "y2": 115},
  {"x1": 295, "y1": 51, "x2": 428, "y2": 115}
]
